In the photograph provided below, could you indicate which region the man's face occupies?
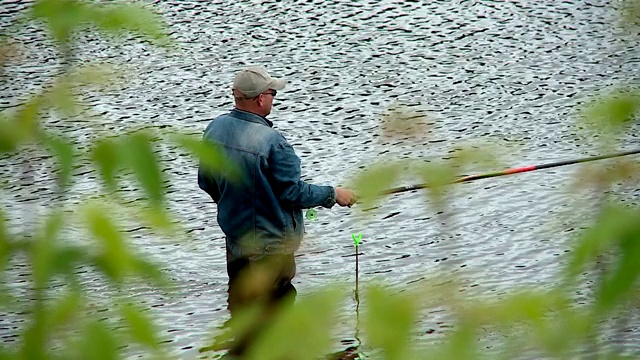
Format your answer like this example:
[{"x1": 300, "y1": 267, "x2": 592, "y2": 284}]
[{"x1": 258, "y1": 89, "x2": 276, "y2": 115}]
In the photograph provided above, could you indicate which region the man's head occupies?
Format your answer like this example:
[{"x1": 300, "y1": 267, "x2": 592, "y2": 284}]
[{"x1": 232, "y1": 66, "x2": 286, "y2": 117}]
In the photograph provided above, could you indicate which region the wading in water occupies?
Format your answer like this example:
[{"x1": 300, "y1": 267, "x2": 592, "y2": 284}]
[{"x1": 198, "y1": 66, "x2": 357, "y2": 358}]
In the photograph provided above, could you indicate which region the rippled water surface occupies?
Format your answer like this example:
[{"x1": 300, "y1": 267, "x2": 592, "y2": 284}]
[{"x1": 1, "y1": 0, "x2": 640, "y2": 358}]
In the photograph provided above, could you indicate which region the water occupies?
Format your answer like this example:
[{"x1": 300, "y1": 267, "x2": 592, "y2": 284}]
[{"x1": 1, "y1": 0, "x2": 640, "y2": 358}]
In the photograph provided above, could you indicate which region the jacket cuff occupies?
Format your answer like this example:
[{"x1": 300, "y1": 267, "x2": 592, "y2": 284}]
[{"x1": 322, "y1": 187, "x2": 336, "y2": 208}]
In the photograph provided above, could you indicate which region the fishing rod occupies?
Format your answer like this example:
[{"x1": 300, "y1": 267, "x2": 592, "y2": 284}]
[
  {"x1": 382, "y1": 148, "x2": 640, "y2": 195},
  {"x1": 304, "y1": 149, "x2": 640, "y2": 218}
]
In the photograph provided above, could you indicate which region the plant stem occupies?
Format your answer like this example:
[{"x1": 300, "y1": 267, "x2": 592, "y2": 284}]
[{"x1": 355, "y1": 245, "x2": 359, "y2": 303}]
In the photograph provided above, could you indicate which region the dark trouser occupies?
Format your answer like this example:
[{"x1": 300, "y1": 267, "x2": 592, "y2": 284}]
[{"x1": 225, "y1": 247, "x2": 297, "y2": 356}]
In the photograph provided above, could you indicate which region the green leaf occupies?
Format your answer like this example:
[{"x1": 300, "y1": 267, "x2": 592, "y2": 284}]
[
  {"x1": 566, "y1": 205, "x2": 635, "y2": 278},
  {"x1": 0, "y1": 114, "x2": 20, "y2": 153},
  {"x1": 0, "y1": 210, "x2": 9, "y2": 274},
  {"x1": 364, "y1": 285, "x2": 417, "y2": 360},
  {"x1": 131, "y1": 257, "x2": 169, "y2": 289},
  {"x1": 50, "y1": 246, "x2": 85, "y2": 281},
  {"x1": 350, "y1": 161, "x2": 404, "y2": 210},
  {"x1": 21, "y1": 318, "x2": 47, "y2": 360},
  {"x1": 427, "y1": 289, "x2": 575, "y2": 359},
  {"x1": 495, "y1": 291, "x2": 562, "y2": 325},
  {"x1": 29, "y1": 0, "x2": 170, "y2": 48},
  {"x1": 120, "y1": 303, "x2": 160, "y2": 349},
  {"x1": 91, "y1": 138, "x2": 120, "y2": 192},
  {"x1": 84, "y1": 205, "x2": 131, "y2": 282},
  {"x1": 581, "y1": 89, "x2": 640, "y2": 136},
  {"x1": 171, "y1": 134, "x2": 241, "y2": 183},
  {"x1": 448, "y1": 145, "x2": 502, "y2": 173},
  {"x1": 48, "y1": 291, "x2": 83, "y2": 331},
  {"x1": 0, "y1": 347, "x2": 14, "y2": 360},
  {"x1": 531, "y1": 307, "x2": 592, "y2": 357},
  {"x1": 43, "y1": 132, "x2": 75, "y2": 190},
  {"x1": 30, "y1": 0, "x2": 85, "y2": 45},
  {"x1": 70, "y1": 64, "x2": 119, "y2": 89},
  {"x1": 621, "y1": 0, "x2": 640, "y2": 28},
  {"x1": 121, "y1": 131, "x2": 165, "y2": 207},
  {"x1": 15, "y1": 96, "x2": 42, "y2": 143},
  {"x1": 48, "y1": 65, "x2": 119, "y2": 115},
  {"x1": 201, "y1": 303, "x2": 265, "y2": 354},
  {"x1": 246, "y1": 287, "x2": 343, "y2": 360},
  {"x1": 36, "y1": 215, "x2": 86, "y2": 287},
  {"x1": 91, "y1": 3, "x2": 170, "y2": 46},
  {"x1": 45, "y1": 79, "x2": 79, "y2": 117},
  {"x1": 31, "y1": 212, "x2": 64, "y2": 288},
  {"x1": 424, "y1": 325, "x2": 477, "y2": 360},
  {"x1": 138, "y1": 205, "x2": 176, "y2": 235},
  {"x1": 80, "y1": 321, "x2": 118, "y2": 360},
  {"x1": 596, "y1": 215, "x2": 640, "y2": 312},
  {"x1": 27, "y1": 213, "x2": 85, "y2": 290},
  {"x1": 413, "y1": 161, "x2": 457, "y2": 212}
]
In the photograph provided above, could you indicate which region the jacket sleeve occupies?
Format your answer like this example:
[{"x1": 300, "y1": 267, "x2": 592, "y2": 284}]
[
  {"x1": 268, "y1": 138, "x2": 336, "y2": 209},
  {"x1": 198, "y1": 164, "x2": 220, "y2": 203}
]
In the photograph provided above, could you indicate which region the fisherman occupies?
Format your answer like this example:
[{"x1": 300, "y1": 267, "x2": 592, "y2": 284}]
[{"x1": 198, "y1": 65, "x2": 357, "y2": 356}]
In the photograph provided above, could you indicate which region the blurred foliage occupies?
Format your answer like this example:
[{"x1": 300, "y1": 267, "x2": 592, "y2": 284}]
[
  {"x1": 349, "y1": 143, "x2": 501, "y2": 216},
  {"x1": 2, "y1": 1, "x2": 640, "y2": 360},
  {"x1": 349, "y1": 160, "x2": 405, "y2": 210},
  {"x1": 245, "y1": 287, "x2": 344, "y2": 360},
  {"x1": 1, "y1": 1, "x2": 202, "y2": 359},
  {"x1": 379, "y1": 103, "x2": 432, "y2": 143},
  {"x1": 620, "y1": 0, "x2": 640, "y2": 29},
  {"x1": 579, "y1": 88, "x2": 640, "y2": 150},
  {"x1": 363, "y1": 285, "x2": 418, "y2": 360},
  {"x1": 171, "y1": 133, "x2": 243, "y2": 184},
  {"x1": 28, "y1": 0, "x2": 170, "y2": 47}
]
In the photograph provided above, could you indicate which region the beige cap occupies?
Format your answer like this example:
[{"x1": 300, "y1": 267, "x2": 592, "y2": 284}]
[{"x1": 232, "y1": 66, "x2": 286, "y2": 98}]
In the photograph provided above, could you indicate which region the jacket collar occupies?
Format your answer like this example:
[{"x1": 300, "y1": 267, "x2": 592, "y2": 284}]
[{"x1": 230, "y1": 108, "x2": 273, "y2": 128}]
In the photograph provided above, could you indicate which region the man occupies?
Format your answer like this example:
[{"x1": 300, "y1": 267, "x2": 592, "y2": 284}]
[{"x1": 198, "y1": 65, "x2": 357, "y2": 356}]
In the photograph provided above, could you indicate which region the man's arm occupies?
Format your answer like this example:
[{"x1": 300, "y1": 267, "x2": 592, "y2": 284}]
[
  {"x1": 198, "y1": 165, "x2": 220, "y2": 203},
  {"x1": 269, "y1": 139, "x2": 336, "y2": 209}
]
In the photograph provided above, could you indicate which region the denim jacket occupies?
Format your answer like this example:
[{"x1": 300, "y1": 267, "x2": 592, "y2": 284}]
[{"x1": 198, "y1": 109, "x2": 336, "y2": 261}]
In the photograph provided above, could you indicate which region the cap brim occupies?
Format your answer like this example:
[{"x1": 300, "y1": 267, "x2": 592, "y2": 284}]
[{"x1": 269, "y1": 78, "x2": 286, "y2": 90}]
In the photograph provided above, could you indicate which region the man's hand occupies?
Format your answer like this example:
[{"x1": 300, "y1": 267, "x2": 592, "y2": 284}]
[{"x1": 335, "y1": 187, "x2": 357, "y2": 207}]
